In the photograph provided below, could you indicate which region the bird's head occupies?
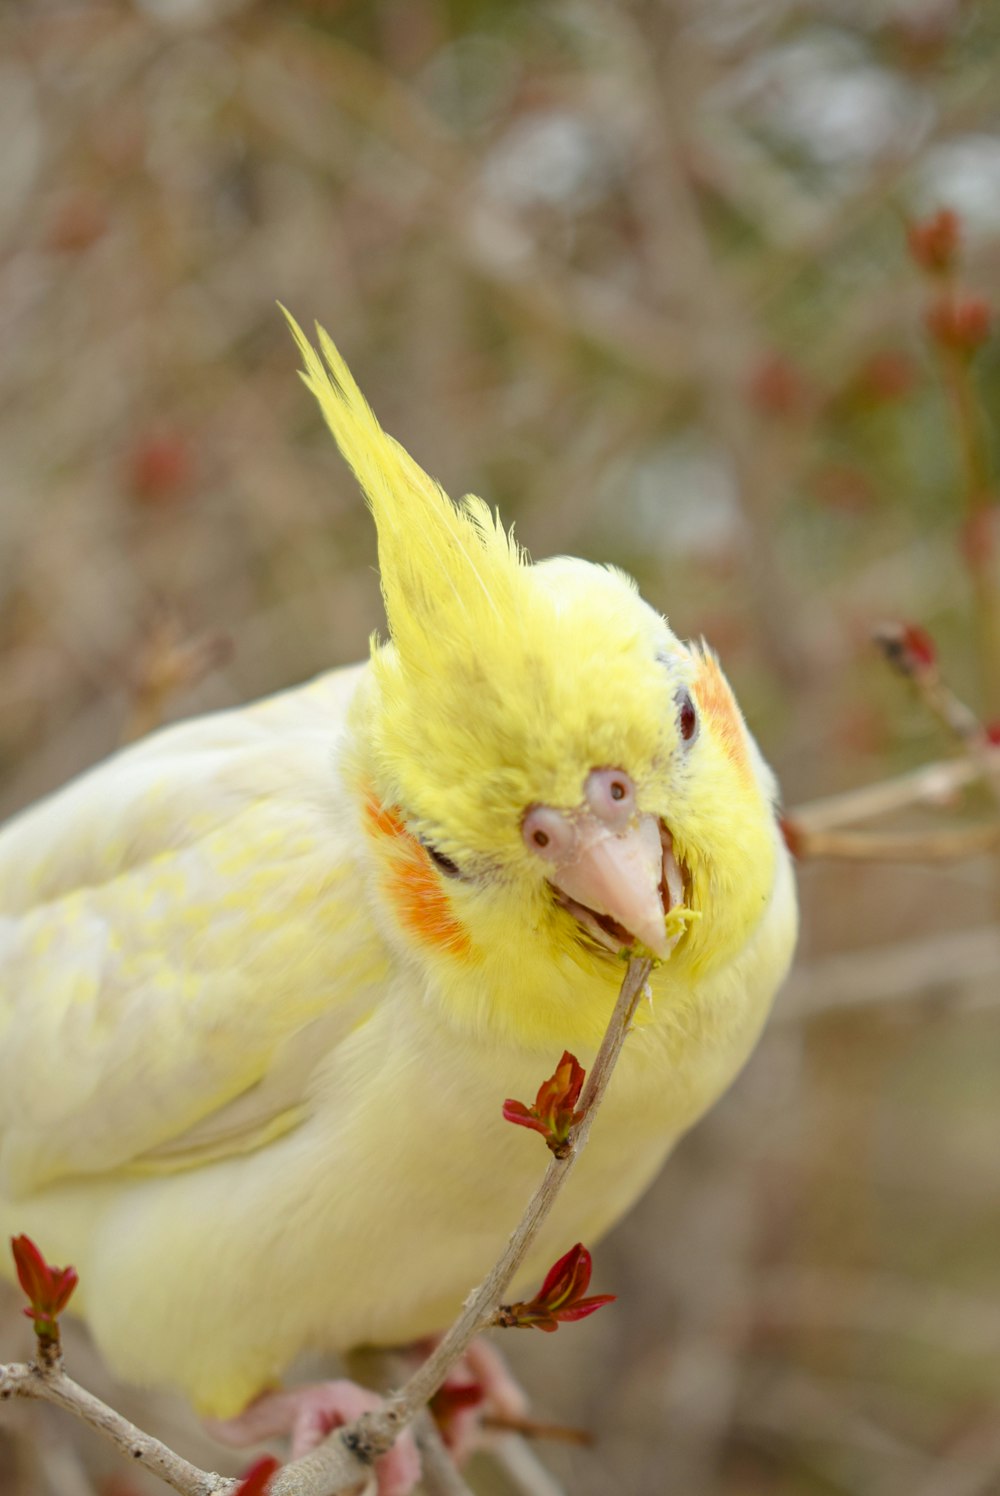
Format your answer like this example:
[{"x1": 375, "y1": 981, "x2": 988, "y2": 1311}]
[{"x1": 289, "y1": 316, "x2": 782, "y2": 1008}]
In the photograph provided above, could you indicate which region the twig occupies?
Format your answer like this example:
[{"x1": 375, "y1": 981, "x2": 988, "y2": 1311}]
[
  {"x1": 1, "y1": 957, "x2": 651, "y2": 1496},
  {"x1": 351, "y1": 1346, "x2": 571, "y2": 1496},
  {"x1": 784, "y1": 821, "x2": 1000, "y2": 862},
  {"x1": 786, "y1": 746, "x2": 1000, "y2": 835},
  {"x1": 410, "y1": 1412, "x2": 475, "y2": 1496},
  {"x1": 873, "y1": 622, "x2": 1000, "y2": 810},
  {"x1": 487, "y1": 1437, "x2": 569, "y2": 1496},
  {"x1": 481, "y1": 1414, "x2": 592, "y2": 1447},
  {"x1": 0, "y1": 1360, "x2": 229, "y2": 1496},
  {"x1": 276, "y1": 956, "x2": 653, "y2": 1494}
]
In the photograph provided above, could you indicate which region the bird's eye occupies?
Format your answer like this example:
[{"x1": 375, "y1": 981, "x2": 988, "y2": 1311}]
[
  {"x1": 677, "y1": 689, "x2": 698, "y2": 744},
  {"x1": 424, "y1": 842, "x2": 463, "y2": 878}
]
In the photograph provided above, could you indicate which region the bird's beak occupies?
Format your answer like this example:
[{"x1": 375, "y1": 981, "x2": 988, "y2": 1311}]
[{"x1": 549, "y1": 812, "x2": 676, "y2": 960}]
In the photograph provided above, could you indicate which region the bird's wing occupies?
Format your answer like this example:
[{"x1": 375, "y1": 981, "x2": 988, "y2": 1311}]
[{"x1": 0, "y1": 663, "x2": 387, "y2": 1197}]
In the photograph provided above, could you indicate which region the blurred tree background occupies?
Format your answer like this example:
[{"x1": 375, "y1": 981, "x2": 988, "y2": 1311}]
[{"x1": 2, "y1": 1, "x2": 1000, "y2": 1494}]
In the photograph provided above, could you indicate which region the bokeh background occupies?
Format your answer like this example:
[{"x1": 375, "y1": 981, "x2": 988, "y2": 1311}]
[{"x1": 3, "y1": 1, "x2": 1000, "y2": 1493}]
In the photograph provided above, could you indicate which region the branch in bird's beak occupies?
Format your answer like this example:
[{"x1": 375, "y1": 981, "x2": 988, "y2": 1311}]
[{"x1": 549, "y1": 813, "x2": 674, "y2": 959}]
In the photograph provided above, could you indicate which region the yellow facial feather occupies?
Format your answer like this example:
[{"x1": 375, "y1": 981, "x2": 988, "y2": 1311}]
[
  {"x1": 288, "y1": 314, "x2": 783, "y2": 1006},
  {"x1": 288, "y1": 316, "x2": 686, "y2": 848}
]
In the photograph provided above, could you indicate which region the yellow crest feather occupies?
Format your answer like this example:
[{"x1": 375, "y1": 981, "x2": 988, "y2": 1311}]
[{"x1": 283, "y1": 309, "x2": 522, "y2": 667}]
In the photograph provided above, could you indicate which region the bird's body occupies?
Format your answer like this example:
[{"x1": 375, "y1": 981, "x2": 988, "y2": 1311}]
[{"x1": 0, "y1": 320, "x2": 796, "y2": 1423}]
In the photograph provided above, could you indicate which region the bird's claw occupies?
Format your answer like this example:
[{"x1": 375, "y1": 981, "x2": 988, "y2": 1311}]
[{"x1": 206, "y1": 1380, "x2": 421, "y2": 1496}]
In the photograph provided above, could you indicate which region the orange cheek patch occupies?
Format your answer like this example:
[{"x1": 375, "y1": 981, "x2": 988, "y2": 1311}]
[
  {"x1": 363, "y1": 794, "x2": 471, "y2": 958},
  {"x1": 693, "y1": 655, "x2": 752, "y2": 785}
]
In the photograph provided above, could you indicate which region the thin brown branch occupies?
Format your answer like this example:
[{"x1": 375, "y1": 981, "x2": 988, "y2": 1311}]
[
  {"x1": 487, "y1": 1436, "x2": 570, "y2": 1496},
  {"x1": 787, "y1": 746, "x2": 1000, "y2": 836},
  {"x1": 873, "y1": 622, "x2": 1000, "y2": 811},
  {"x1": 481, "y1": 1413, "x2": 593, "y2": 1447},
  {"x1": 2, "y1": 957, "x2": 650, "y2": 1496},
  {"x1": 410, "y1": 1412, "x2": 476, "y2": 1496},
  {"x1": 786, "y1": 821, "x2": 1000, "y2": 862},
  {"x1": 0, "y1": 1360, "x2": 230, "y2": 1496},
  {"x1": 278, "y1": 955, "x2": 653, "y2": 1493}
]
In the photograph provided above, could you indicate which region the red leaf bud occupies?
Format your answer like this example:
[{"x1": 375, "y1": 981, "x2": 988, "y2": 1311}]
[
  {"x1": 746, "y1": 354, "x2": 812, "y2": 419},
  {"x1": 926, "y1": 293, "x2": 991, "y2": 354},
  {"x1": 128, "y1": 431, "x2": 194, "y2": 506},
  {"x1": 495, "y1": 1242, "x2": 616, "y2": 1333},
  {"x1": 873, "y1": 621, "x2": 938, "y2": 680},
  {"x1": 502, "y1": 1052, "x2": 586, "y2": 1153},
  {"x1": 856, "y1": 350, "x2": 917, "y2": 404},
  {"x1": 234, "y1": 1456, "x2": 281, "y2": 1496},
  {"x1": 907, "y1": 209, "x2": 961, "y2": 274},
  {"x1": 10, "y1": 1235, "x2": 79, "y2": 1340}
]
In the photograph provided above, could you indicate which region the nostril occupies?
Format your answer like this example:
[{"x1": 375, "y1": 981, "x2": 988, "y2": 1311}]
[
  {"x1": 584, "y1": 767, "x2": 635, "y2": 827},
  {"x1": 522, "y1": 805, "x2": 576, "y2": 862}
]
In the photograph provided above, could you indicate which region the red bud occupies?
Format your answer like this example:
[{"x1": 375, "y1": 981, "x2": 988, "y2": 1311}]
[
  {"x1": 908, "y1": 209, "x2": 961, "y2": 274},
  {"x1": 46, "y1": 191, "x2": 109, "y2": 254},
  {"x1": 10, "y1": 1235, "x2": 79, "y2": 1343},
  {"x1": 503, "y1": 1052, "x2": 586, "y2": 1154},
  {"x1": 746, "y1": 354, "x2": 813, "y2": 419},
  {"x1": 494, "y1": 1243, "x2": 616, "y2": 1333},
  {"x1": 873, "y1": 621, "x2": 938, "y2": 680},
  {"x1": 856, "y1": 350, "x2": 917, "y2": 404},
  {"x1": 128, "y1": 431, "x2": 193, "y2": 506},
  {"x1": 234, "y1": 1456, "x2": 281, "y2": 1496},
  {"x1": 926, "y1": 293, "x2": 991, "y2": 354}
]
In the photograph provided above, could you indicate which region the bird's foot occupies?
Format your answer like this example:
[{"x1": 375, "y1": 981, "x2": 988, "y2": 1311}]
[
  {"x1": 428, "y1": 1338, "x2": 530, "y2": 1463},
  {"x1": 206, "y1": 1380, "x2": 421, "y2": 1496}
]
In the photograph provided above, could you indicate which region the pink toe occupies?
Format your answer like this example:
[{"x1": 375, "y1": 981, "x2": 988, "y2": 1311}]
[
  {"x1": 374, "y1": 1434, "x2": 422, "y2": 1496},
  {"x1": 207, "y1": 1379, "x2": 423, "y2": 1494},
  {"x1": 289, "y1": 1380, "x2": 380, "y2": 1459}
]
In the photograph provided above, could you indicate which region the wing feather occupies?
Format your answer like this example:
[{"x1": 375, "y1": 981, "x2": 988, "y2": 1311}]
[{"x1": 0, "y1": 663, "x2": 386, "y2": 1195}]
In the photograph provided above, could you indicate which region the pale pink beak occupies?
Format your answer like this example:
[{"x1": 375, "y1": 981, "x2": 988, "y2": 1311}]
[
  {"x1": 551, "y1": 813, "x2": 672, "y2": 958},
  {"x1": 523, "y1": 768, "x2": 686, "y2": 960}
]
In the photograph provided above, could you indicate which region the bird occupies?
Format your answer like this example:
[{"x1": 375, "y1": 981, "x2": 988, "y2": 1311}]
[{"x1": 0, "y1": 314, "x2": 797, "y2": 1489}]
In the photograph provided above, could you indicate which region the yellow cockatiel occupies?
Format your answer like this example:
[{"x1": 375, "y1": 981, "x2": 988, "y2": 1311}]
[{"x1": 0, "y1": 318, "x2": 797, "y2": 1450}]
